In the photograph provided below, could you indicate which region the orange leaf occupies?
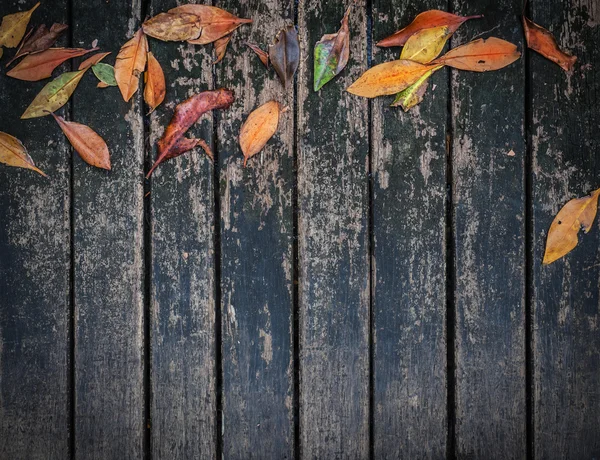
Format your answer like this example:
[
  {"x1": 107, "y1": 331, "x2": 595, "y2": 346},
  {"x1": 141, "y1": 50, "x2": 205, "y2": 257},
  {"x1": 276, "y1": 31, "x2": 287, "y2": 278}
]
[
  {"x1": 78, "y1": 51, "x2": 111, "y2": 70},
  {"x1": 171, "y1": 5, "x2": 252, "y2": 45},
  {"x1": 213, "y1": 33, "x2": 232, "y2": 64},
  {"x1": 543, "y1": 189, "x2": 600, "y2": 264},
  {"x1": 0, "y1": 131, "x2": 46, "y2": 176},
  {"x1": 522, "y1": 17, "x2": 576, "y2": 72},
  {"x1": 245, "y1": 42, "x2": 269, "y2": 67},
  {"x1": 6, "y1": 47, "x2": 97, "y2": 81},
  {"x1": 434, "y1": 37, "x2": 520, "y2": 71},
  {"x1": 347, "y1": 60, "x2": 439, "y2": 98},
  {"x1": 114, "y1": 29, "x2": 148, "y2": 102},
  {"x1": 144, "y1": 52, "x2": 166, "y2": 113},
  {"x1": 377, "y1": 10, "x2": 482, "y2": 47},
  {"x1": 239, "y1": 100, "x2": 282, "y2": 167},
  {"x1": 142, "y1": 12, "x2": 202, "y2": 42}
]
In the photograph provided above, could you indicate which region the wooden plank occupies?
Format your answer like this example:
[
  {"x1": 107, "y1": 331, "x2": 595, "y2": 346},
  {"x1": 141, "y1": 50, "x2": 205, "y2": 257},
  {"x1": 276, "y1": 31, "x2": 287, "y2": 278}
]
[
  {"x1": 297, "y1": 1, "x2": 370, "y2": 457},
  {"x1": 0, "y1": 2, "x2": 70, "y2": 459},
  {"x1": 147, "y1": 0, "x2": 217, "y2": 457},
  {"x1": 530, "y1": 0, "x2": 600, "y2": 457},
  {"x1": 71, "y1": 1, "x2": 146, "y2": 457},
  {"x1": 214, "y1": 0, "x2": 295, "y2": 457},
  {"x1": 371, "y1": 0, "x2": 448, "y2": 457}
]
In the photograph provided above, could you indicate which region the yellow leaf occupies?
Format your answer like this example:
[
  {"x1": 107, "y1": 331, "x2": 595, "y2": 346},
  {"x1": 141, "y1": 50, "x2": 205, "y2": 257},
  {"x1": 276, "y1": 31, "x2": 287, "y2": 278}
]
[
  {"x1": 114, "y1": 29, "x2": 148, "y2": 102},
  {"x1": 543, "y1": 189, "x2": 600, "y2": 264},
  {"x1": 0, "y1": 131, "x2": 46, "y2": 176},
  {"x1": 22, "y1": 69, "x2": 87, "y2": 119},
  {"x1": 239, "y1": 100, "x2": 282, "y2": 167},
  {"x1": 400, "y1": 25, "x2": 451, "y2": 64},
  {"x1": 0, "y1": 2, "x2": 40, "y2": 48},
  {"x1": 391, "y1": 65, "x2": 442, "y2": 110}
]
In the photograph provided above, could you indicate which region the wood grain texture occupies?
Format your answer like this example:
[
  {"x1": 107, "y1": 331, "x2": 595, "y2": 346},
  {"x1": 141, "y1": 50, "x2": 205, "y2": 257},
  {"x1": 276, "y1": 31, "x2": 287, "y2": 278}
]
[
  {"x1": 148, "y1": 1, "x2": 217, "y2": 458},
  {"x1": 371, "y1": 0, "x2": 448, "y2": 457},
  {"x1": 0, "y1": 2, "x2": 70, "y2": 459},
  {"x1": 71, "y1": 1, "x2": 146, "y2": 458},
  {"x1": 297, "y1": 1, "x2": 370, "y2": 457},
  {"x1": 215, "y1": 0, "x2": 295, "y2": 457},
  {"x1": 450, "y1": 0, "x2": 526, "y2": 458},
  {"x1": 530, "y1": 0, "x2": 600, "y2": 457}
]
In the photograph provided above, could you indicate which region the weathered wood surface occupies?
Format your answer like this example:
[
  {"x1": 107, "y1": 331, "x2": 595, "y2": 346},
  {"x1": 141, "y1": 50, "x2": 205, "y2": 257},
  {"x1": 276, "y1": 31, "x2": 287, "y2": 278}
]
[
  {"x1": 297, "y1": 1, "x2": 370, "y2": 457},
  {"x1": 215, "y1": 0, "x2": 295, "y2": 457},
  {"x1": 0, "y1": 2, "x2": 71, "y2": 459},
  {"x1": 530, "y1": 0, "x2": 600, "y2": 458},
  {"x1": 371, "y1": 0, "x2": 448, "y2": 457},
  {"x1": 451, "y1": 0, "x2": 527, "y2": 458},
  {"x1": 71, "y1": 1, "x2": 146, "y2": 458}
]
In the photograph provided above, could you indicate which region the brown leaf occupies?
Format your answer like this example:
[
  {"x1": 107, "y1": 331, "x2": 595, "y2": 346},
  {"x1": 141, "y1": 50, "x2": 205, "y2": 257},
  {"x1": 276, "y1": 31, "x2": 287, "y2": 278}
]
[
  {"x1": 97, "y1": 81, "x2": 109, "y2": 89},
  {"x1": 7, "y1": 23, "x2": 68, "y2": 66},
  {"x1": 78, "y1": 51, "x2": 110, "y2": 70},
  {"x1": 377, "y1": 9, "x2": 482, "y2": 47},
  {"x1": 239, "y1": 100, "x2": 282, "y2": 167},
  {"x1": 522, "y1": 16, "x2": 576, "y2": 72},
  {"x1": 164, "y1": 138, "x2": 213, "y2": 161},
  {"x1": 213, "y1": 33, "x2": 232, "y2": 64},
  {"x1": 114, "y1": 29, "x2": 148, "y2": 102},
  {"x1": 0, "y1": 131, "x2": 46, "y2": 176},
  {"x1": 147, "y1": 88, "x2": 235, "y2": 178},
  {"x1": 434, "y1": 37, "x2": 521, "y2": 71},
  {"x1": 245, "y1": 42, "x2": 269, "y2": 67},
  {"x1": 49, "y1": 112, "x2": 111, "y2": 170},
  {"x1": 269, "y1": 25, "x2": 299, "y2": 88},
  {"x1": 543, "y1": 189, "x2": 600, "y2": 264},
  {"x1": 6, "y1": 47, "x2": 96, "y2": 81},
  {"x1": 171, "y1": 5, "x2": 252, "y2": 45},
  {"x1": 144, "y1": 51, "x2": 166, "y2": 113},
  {"x1": 0, "y1": 2, "x2": 40, "y2": 48},
  {"x1": 142, "y1": 12, "x2": 201, "y2": 42}
]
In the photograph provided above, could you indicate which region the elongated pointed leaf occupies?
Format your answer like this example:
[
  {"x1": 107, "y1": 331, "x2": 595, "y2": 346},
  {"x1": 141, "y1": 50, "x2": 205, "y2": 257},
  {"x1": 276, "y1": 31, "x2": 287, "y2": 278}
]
[
  {"x1": 314, "y1": 4, "x2": 352, "y2": 91},
  {"x1": 391, "y1": 65, "x2": 443, "y2": 110},
  {"x1": 6, "y1": 47, "x2": 95, "y2": 81},
  {"x1": 21, "y1": 69, "x2": 87, "y2": 119},
  {"x1": 0, "y1": 131, "x2": 46, "y2": 176},
  {"x1": 245, "y1": 42, "x2": 269, "y2": 67},
  {"x1": 79, "y1": 51, "x2": 110, "y2": 70},
  {"x1": 269, "y1": 25, "x2": 299, "y2": 88},
  {"x1": 142, "y1": 12, "x2": 201, "y2": 42},
  {"x1": 522, "y1": 16, "x2": 576, "y2": 71},
  {"x1": 0, "y1": 2, "x2": 40, "y2": 48},
  {"x1": 400, "y1": 25, "x2": 450, "y2": 63},
  {"x1": 213, "y1": 33, "x2": 232, "y2": 64},
  {"x1": 164, "y1": 137, "x2": 213, "y2": 161},
  {"x1": 114, "y1": 29, "x2": 148, "y2": 102},
  {"x1": 434, "y1": 37, "x2": 520, "y2": 71},
  {"x1": 7, "y1": 23, "x2": 68, "y2": 66},
  {"x1": 239, "y1": 100, "x2": 282, "y2": 166},
  {"x1": 144, "y1": 52, "x2": 166, "y2": 113},
  {"x1": 92, "y1": 62, "x2": 117, "y2": 86},
  {"x1": 171, "y1": 5, "x2": 252, "y2": 45}
]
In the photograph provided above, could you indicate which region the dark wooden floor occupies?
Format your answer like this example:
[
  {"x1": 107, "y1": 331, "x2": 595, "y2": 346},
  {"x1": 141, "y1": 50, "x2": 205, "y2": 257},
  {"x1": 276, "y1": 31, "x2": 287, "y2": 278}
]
[{"x1": 0, "y1": 0, "x2": 599, "y2": 458}]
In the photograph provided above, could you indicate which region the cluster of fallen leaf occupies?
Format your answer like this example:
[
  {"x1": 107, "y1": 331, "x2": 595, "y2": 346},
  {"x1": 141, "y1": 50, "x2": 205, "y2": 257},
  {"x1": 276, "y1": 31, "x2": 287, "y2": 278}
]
[{"x1": 0, "y1": 3, "x2": 593, "y2": 264}]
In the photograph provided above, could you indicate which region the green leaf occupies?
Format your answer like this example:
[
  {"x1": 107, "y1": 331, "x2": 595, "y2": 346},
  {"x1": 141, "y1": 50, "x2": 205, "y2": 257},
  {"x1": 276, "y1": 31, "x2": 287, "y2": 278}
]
[
  {"x1": 314, "y1": 5, "x2": 352, "y2": 91},
  {"x1": 21, "y1": 69, "x2": 87, "y2": 119},
  {"x1": 92, "y1": 63, "x2": 117, "y2": 87},
  {"x1": 391, "y1": 65, "x2": 442, "y2": 111}
]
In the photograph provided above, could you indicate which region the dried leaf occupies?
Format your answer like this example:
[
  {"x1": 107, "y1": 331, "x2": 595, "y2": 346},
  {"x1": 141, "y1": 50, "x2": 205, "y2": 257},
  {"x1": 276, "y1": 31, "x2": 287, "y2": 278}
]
[
  {"x1": 269, "y1": 25, "x2": 299, "y2": 88},
  {"x1": 0, "y1": 2, "x2": 40, "y2": 48},
  {"x1": 6, "y1": 47, "x2": 96, "y2": 81},
  {"x1": 434, "y1": 37, "x2": 521, "y2": 71},
  {"x1": 147, "y1": 88, "x2": 235, "y2": 178},
  {"x1": 400, "y1": 25, "x2": 451, "y2": 64},
  {"x1": 314, "y1": 4, "x2": 352, "y2": 91},
  {"x1": 239, "y1": 100, "x2": 282, "y2": 167},
  {"x1": 142, "y1": 12, "x2": 201, "y2": 42},
  {"x1": 164, "y1": 137, "x2": 213, "y2": 161},
  {"x1": 114, "y1": 29, "x2": 148, "y2": 102},
  {"x1": 97, "y1": 81, "x2": 109, "y2": 89},
  {"x1": 0, "y1": 131, "x2": 46, "y2": 176},
  {"x1": 172, "y1": 5, "x2": 252, "y2": 45},
  {"x1": 7, "y1": 23, "x2": 68, "y2": 66},
  {"x1": 391, "y1": 65, "x2": 442, "y2": 110},
  {"x1": 522, "y1": 16, "x2": 576, "y2": 72},
  {"x1": 543, "y1": 189, "x2": 600, "y2": 264},
  {"x1": 49, "y1": 112, "x2": 111, "y2": 170},
  {"x1": 347, "y1": 59, "x2": 437, "y2": 98},
  {"x1": 213, "y1": 33, "x2": 232, "y2": 64},
  {"x1": 144, "y1": 52, "x2": 166, "y2": 113},
  {"x1": 92, "y1": 62, "x2": 117, "y2": 86},
  {"x1": 21, "y1": 69, "x2": 87, "y2": 119},
  {"x1": 78, "y1": 51, "x2": 110, "y2": 70},
  {"x1": 377, "y1": 9, "x2": 482, "y2": 47},
  {"x1": 245, "y1": 42, "x2": 269, "y2": 67}
]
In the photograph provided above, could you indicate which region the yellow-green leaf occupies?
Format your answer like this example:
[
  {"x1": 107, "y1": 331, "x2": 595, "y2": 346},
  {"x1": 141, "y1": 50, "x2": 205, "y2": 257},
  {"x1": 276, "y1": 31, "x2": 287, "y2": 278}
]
[
  {"x1": 0, "y1": 2, "x2": 40, "y2": 48},
  {"x1": 0, "y1": 131, "x2": 46, "y2": 176},
  {"x1": 400, "y1": 25, "x2": 451, "y2": 64},
  {"x1": 21, "y1": 69, "x2": 87, "y2": 119},
  {"x1": 391, "y1": 65, "x2": 442, "y2": 110}
]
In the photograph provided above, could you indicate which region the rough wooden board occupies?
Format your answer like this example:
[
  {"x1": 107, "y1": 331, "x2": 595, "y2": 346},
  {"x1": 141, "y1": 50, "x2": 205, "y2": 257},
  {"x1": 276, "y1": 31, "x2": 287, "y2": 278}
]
[
  {"x1": 0, "y1": 2, "x2": 70, "y2": 459},
  {"x1": 147, "y1": 0, "x2": 217, "y2": 457},
  {"x1": 71, "y1": 1, "x2": 145, "y2": 457},
  {"x1": 371, "y1": 0, "x2": 448, "y2": 457},
  {"x1": 530, "y1": 0, "x2": 600, "y2": 457},
  {"x1": 214, "y1": 0, "x2": 295, "y2": 457},
  {"x1": 297, "y1": 1, "x2": 370, "y2": 457},
  {"x1": 450, "y1": 0, "x2": 527, "y2": 458}
]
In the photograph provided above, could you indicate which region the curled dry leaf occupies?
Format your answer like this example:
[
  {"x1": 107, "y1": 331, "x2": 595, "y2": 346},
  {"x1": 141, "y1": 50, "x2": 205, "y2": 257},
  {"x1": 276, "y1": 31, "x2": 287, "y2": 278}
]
[
  {"x1": 92, "y1": 62, "x2": 117, "y2": 86},
  {"x1": 239, "y1": 100, "x2": 282, "y2": 167},
  {"x1": 314, "y1": 4, "x2": 352, "y2": 91},
  {"x1": 434, "y1": 37, "x2": 520, "y2": 71},
  {"x1": 522, "y1": 17, "x2": 576, "y2": 72},
  {"x1": 391, "y1": 65, "x2": 442, "y2": 110},
  {"x1": 144, "y1": 52, "x2": 166, "y2": 113},
  {"x1": 347, "y1": 59, "x2": 437, "y2": 98},
  {"x1": 49, "y1": 112, "x2": 111, "y2": 170},
  {"x1": 270, "y1": 25, "x2": 299, "y2": 88},
  {"x1": 213, "y1": 33, "x2": 232, "y2": 64},
  {"x1": 7, "y1": 23, "x2": 68, "y2": 66},
  {"x1": 377, "y1": 9, "x2": 482, "y2": 47},
  {"x1": 22, "y1": 69, "x2": 88, "y2": 119},
  {"x1": 172, "y1": 5, "x2": 252, "y2": 45},
  {"x1": 6, "y1": 47, "x2": 96, "y2": 81},
  {"x1": 78, "y1": 51, "x2": 110, "y2": 70},
  {"x1": 142, "y1": 12, "x2": 201, "y2": 42},
  {"x1": 245, "y1": 42, "x2": 269, "y2": 67},
  {"x1": 543, "y1": 189, "x2": 600, "y2": 264},
  {"x1": 0, "y1": 2, "x2": 40, "y2": 48},
  {"x1": 0, "y1": 131, "x2": 46, "y2": 176},
  {"x1": 165, "y1": 138, "x2": 213, "y2": 161},
  {"x1": 114, "y1": 29, "x2": 148, "y2": 102},
  {"x1": 147, "y1": 88, "x2": 235, "y2": 178}
]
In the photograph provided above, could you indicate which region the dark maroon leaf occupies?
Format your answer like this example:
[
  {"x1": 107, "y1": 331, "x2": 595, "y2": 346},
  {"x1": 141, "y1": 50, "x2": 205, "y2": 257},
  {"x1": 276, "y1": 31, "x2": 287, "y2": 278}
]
[
  {"x1": 7, "y1": 23, "x2": 68, "y2": 66},
  {"x1": 269, "y1": 24, "x2": 299, "y2": 88}
]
